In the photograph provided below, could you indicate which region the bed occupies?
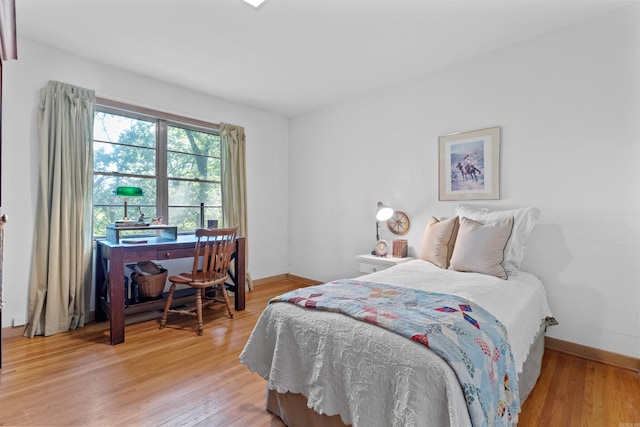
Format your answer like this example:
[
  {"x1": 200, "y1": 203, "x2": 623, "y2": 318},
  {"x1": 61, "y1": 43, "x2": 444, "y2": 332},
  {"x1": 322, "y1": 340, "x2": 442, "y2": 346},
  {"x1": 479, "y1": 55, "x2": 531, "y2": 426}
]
[{"x1": 240, "y1": 206, "x2": 555, "y2": 426}]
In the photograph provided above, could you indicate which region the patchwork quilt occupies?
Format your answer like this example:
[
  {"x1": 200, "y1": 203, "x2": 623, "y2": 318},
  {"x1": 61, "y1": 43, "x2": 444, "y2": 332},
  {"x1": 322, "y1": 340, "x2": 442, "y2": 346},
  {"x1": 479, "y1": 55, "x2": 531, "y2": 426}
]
[{"x1": 271, "y1": 279, "x2": 520, "y2": 427}]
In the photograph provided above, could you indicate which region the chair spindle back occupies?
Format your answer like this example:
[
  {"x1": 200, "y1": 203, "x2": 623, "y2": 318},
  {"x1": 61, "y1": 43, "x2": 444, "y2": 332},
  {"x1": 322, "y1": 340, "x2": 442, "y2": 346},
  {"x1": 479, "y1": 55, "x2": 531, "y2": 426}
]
[{"x1": 191, "y1": 226, "x2": 238, "y2": 284}]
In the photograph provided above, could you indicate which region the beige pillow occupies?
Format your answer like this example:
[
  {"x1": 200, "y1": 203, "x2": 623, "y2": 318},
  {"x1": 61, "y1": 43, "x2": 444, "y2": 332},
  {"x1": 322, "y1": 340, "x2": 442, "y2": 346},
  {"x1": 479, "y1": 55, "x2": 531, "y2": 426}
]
[
  {"x1": 419, "y1": 216, "x2": 460, "y2": 268},
  {"x1": 448, "y1": 216, "x2": 514, "y2": 279}
]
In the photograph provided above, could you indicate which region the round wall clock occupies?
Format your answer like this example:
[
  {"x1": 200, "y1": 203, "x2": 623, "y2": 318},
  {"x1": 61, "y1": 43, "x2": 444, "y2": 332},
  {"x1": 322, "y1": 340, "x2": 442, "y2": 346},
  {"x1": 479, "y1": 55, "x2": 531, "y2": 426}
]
[{"x1": 387, "y1": 211, "x2": 410, "y2": 235}]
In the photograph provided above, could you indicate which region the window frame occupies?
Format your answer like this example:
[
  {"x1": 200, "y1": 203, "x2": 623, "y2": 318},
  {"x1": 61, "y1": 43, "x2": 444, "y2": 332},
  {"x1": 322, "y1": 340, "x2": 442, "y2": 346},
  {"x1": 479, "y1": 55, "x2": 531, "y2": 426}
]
[{"x1": 93, "y1": 98, "x2": 221, "y2": 238}]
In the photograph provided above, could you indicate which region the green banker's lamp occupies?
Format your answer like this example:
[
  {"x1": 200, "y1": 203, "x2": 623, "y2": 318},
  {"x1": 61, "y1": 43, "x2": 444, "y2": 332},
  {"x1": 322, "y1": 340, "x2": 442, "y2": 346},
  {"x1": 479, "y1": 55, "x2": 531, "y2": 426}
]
[{"x1": 114, "y1": 186, "x2": 144, "y2": 221}]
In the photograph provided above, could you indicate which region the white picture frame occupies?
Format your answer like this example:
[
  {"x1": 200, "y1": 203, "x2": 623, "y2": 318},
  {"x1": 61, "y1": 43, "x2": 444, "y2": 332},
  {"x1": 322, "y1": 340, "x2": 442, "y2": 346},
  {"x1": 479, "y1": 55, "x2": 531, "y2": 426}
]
[{"x1": 438, "y1": 126, "x2": 501, "y2": 201}]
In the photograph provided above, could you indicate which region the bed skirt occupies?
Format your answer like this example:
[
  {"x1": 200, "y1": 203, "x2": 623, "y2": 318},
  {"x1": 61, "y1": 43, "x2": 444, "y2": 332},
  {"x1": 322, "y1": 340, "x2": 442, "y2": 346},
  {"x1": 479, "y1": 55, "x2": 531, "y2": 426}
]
[{"x1": 266, "y1": 326, "x2": 547, "y2": 427}]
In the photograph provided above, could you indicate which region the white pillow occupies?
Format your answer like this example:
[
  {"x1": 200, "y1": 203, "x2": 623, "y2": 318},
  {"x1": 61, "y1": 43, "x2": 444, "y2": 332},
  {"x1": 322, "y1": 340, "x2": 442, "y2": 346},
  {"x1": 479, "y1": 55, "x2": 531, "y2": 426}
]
[
  {"x1": 449, "y1": 216, "x2": 513, "y2": 279},
  {"x1": 456, "y1": 205, "x2": 541, "y2": 273}
]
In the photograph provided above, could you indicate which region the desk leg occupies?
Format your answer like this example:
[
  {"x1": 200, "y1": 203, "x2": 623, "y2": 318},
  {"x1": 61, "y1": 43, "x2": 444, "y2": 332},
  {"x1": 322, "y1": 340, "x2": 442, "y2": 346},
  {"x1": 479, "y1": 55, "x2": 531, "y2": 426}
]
[
  {"x1": 235, "y1": 238, "x2": 246, "y2": 311},
  {"x1": 109, "y1": 247, "x2": 125, "y2": 345}
]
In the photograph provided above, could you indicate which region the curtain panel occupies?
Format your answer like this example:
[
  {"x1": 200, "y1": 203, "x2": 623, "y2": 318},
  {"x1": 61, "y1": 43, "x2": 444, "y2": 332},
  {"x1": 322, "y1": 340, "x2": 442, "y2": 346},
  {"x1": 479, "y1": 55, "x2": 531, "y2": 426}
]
[
  {"x1": 24, "y1": 81, "x2": 95, "y2": 337},
  {"x1": 220, "y1": 123, "x2": 253, "y2": 291}
]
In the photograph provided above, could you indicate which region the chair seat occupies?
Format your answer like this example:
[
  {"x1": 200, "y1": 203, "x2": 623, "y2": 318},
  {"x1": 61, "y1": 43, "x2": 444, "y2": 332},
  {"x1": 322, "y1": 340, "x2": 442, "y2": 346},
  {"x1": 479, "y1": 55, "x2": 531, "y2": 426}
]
[
  {"x1": 168, "y1": 274, "x2": 193, "y2": 285},
  {"x1": 168, "y1": 273, "x2": 229, "y2": 288}
]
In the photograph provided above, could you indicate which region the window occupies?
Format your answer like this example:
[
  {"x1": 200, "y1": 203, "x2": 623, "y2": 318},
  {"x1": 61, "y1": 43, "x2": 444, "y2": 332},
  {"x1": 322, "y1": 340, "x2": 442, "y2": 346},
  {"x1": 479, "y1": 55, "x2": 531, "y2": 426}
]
[{"x1": 92, "y1": 101, "x2": 221, "y2": 237}]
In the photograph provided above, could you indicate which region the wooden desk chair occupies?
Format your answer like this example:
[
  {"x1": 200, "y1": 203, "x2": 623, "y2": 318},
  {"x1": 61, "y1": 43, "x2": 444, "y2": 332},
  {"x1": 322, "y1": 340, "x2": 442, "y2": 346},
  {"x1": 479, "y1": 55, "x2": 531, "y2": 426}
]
[{"x1": 159, "y1": 226, "x2": 238, "y2": 335}]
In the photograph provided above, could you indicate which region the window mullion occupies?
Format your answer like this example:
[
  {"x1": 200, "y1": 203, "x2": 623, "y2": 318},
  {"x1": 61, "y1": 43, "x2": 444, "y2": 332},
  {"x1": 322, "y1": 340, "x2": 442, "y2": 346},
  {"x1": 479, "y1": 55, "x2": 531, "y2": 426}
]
[{"x1": 157, "y1": 119, "x2": 168, "y2": 221}]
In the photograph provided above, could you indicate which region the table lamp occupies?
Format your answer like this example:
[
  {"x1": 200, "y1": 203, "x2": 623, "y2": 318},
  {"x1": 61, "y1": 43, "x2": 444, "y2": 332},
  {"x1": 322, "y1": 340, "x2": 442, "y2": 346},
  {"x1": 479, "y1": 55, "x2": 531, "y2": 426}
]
[
  {"x1": 375, "y1": 201, "x2": 393, "y2": 241},
  {"x1": 114, "y1": 186, "x2": 144, "y2": 221}
]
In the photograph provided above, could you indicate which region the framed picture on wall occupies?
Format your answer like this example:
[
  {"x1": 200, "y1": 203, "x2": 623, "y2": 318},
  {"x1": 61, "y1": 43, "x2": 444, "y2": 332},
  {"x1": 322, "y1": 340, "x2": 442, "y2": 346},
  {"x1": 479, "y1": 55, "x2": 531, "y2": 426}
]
[{"x1": 438, "y1": 126, "x2": 501, "y2": 201}]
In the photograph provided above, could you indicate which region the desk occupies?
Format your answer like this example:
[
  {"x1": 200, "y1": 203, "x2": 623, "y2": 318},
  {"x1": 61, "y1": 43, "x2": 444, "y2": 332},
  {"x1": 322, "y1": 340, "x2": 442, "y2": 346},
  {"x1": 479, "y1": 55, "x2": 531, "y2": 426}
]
[{"x1": 95, "y1": 235, "x2": 245, "y2": 345}]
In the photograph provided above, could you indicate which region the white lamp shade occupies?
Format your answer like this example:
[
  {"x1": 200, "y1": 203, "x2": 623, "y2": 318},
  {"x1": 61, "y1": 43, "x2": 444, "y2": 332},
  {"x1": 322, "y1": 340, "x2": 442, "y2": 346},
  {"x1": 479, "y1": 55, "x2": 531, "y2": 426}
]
[{"x1": 376, "y1": 202, "x2": 394, "y2": 221}]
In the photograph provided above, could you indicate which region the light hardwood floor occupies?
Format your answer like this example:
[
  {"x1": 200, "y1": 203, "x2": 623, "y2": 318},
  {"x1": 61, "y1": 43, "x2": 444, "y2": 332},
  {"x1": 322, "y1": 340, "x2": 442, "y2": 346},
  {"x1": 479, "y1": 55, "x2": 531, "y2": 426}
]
[{"x1": 1, "y1": 279, "x2": 638, "y2": 426}]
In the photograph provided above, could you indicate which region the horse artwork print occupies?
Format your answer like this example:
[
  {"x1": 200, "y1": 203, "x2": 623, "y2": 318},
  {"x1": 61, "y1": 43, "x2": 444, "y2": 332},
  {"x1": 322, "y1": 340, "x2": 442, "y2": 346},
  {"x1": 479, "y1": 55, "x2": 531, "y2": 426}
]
[
  {"x1": 439, "y1": 126, "x2": 501, "y2": 201},
  {"x1": 451, "y1": 139, "x2": 485, "y2": 191}
]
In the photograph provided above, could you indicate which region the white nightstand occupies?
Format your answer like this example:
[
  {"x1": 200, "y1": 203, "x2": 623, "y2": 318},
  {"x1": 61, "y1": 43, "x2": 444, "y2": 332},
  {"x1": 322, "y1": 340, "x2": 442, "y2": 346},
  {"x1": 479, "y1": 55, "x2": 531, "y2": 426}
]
[{"x1": 356, "y1": 254, "x2": 415, "y2": 275}]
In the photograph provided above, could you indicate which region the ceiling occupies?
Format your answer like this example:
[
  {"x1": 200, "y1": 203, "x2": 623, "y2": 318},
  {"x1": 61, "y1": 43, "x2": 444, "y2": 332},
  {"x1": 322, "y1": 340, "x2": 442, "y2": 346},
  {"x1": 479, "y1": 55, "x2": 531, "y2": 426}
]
[{"x1": 15, "y1": 0, "x2": 632, "y2": 117}]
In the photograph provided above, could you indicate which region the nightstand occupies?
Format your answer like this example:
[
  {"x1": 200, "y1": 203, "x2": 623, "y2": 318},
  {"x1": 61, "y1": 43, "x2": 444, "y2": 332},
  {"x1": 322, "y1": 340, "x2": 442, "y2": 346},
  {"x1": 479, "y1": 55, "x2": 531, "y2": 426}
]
[{"x1": 356, "y1": 254, "x2": 415, "y2": 275}]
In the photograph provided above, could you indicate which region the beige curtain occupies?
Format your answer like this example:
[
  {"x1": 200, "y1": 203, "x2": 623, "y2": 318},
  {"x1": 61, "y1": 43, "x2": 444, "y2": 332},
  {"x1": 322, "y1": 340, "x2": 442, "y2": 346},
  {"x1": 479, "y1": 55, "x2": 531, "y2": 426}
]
[
  {"x1": 220, "y1": 123, "x2": 253, "y2": 291},
  {"x1": 24, "y1": 81, "x2": 95, "y2": 337}
]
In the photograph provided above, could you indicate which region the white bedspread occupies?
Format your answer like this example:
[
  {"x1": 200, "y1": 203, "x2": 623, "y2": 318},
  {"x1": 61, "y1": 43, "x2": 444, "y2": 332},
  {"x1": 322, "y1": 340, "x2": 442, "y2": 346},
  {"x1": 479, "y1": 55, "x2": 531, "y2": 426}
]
[{"x1": 240, "y1": 260, "x2": 553, "y2": 427}]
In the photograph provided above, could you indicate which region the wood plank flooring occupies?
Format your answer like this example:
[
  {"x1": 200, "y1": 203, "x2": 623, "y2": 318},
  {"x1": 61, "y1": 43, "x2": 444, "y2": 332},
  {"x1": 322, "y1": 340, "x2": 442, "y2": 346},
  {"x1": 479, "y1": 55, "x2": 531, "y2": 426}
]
[{"x1": 1, "y1": 279, "x2": 638, "y2": 426}]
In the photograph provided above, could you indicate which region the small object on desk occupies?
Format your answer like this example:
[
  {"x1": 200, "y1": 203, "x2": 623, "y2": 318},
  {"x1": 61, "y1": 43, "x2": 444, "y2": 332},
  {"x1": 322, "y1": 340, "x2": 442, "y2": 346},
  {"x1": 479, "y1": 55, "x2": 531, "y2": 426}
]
[
  {"x1": 121, "y1": 239, "x2": 148, "y2": 244},
  {"x1": 151, "y1": 217, "x2": 163, "y2": 225},
  {"x1": 137, "y1": 206, "x2": 146, "y2": 224},
  {"x1": 392, "y1": 239, "x2": 408, "y2": 258},
  {"x1": 372, "y1": 239, "x2": 389, "y2": 257}
]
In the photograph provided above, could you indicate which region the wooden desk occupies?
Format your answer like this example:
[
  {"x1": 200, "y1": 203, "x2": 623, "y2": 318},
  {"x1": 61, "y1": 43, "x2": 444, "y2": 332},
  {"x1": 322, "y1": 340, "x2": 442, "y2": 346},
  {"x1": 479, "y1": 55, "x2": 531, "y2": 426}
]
[{"x1": 95, "y1": 235, "x2": 245, "y2": 345}]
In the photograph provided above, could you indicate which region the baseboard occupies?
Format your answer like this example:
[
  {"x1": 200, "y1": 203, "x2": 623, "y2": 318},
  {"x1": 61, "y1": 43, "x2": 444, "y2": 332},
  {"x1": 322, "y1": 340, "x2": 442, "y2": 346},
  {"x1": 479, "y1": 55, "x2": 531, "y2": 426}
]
[
  {"x1": 284, "y1": 274, "x2": 322, "y2": 286},
  {"x1": 545, "y1": 336, "x2": 639, "y2": 373},
  {"x1": 2, "y1": 325, "x2": 25, "y2": 339},
  {"x1": 252, "y1": 274, "x2": 322, "y2": 287},
  {"x1": 252, "y1": 274, "x2": 289, "y2": 286}
]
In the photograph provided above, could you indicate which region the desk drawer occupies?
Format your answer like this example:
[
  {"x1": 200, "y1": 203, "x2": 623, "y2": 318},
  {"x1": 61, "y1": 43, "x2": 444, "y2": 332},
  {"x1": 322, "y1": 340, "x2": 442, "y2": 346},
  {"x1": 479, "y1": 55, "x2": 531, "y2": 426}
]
[
  {"x1": 358, "y1": 262, "x2": 387, "y2": 274},
  {"x1": 156, "y1": 248, "x2": 194, "y2": 260},
  {"x1": 123, "y1": 249, "x2": 157, "y2": 263}
]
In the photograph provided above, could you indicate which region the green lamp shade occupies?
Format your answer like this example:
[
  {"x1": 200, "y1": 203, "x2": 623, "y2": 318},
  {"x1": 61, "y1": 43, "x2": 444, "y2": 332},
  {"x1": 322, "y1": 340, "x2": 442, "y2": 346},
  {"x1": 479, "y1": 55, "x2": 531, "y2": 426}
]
[{"x1": 114, "y1": 186, "x2": 144, "y2": 197}]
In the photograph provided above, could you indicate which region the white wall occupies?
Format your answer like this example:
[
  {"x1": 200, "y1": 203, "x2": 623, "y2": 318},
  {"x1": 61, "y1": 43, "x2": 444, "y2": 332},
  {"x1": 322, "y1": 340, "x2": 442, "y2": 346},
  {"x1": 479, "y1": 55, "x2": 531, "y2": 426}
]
[
  {"x1": 288, "y1": 6, "x2": 640, "y2": 358},
  {"x1": 1, "y1": 40, "x2": 290, "y2": 327}
]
